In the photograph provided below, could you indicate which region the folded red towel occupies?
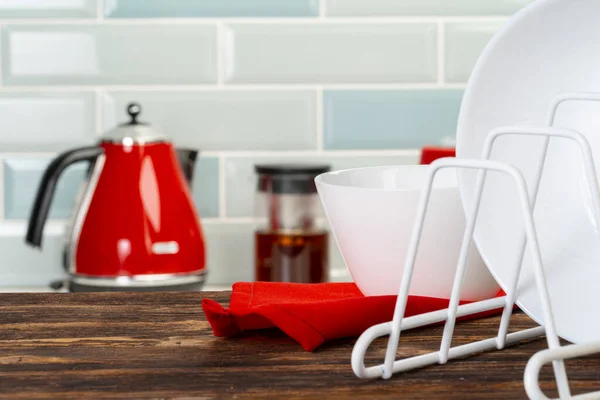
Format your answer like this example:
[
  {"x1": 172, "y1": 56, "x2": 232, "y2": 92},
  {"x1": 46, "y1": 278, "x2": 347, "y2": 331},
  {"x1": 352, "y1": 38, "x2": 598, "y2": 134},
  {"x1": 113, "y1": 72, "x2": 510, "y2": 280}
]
[
  {"x1": 420, "y1": 146, "x2": 456, "y2": 165},
  {"x1": 202, "y1": 282, "x2": 505, "y2": 352}
]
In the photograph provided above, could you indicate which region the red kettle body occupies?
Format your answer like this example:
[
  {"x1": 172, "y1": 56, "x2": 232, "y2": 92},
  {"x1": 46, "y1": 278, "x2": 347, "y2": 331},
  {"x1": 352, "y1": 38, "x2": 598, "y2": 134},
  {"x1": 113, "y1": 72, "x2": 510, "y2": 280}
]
[{"x1": 25, "y1": 103, "x2": 207, "y2": 292}]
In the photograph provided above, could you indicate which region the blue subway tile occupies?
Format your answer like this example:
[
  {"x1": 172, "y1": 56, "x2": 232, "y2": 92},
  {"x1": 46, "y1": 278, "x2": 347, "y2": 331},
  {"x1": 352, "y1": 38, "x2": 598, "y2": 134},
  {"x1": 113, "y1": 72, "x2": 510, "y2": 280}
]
[
  {"x1": 106, "y1": 0, "x2": 318, "y2": 18},
  {"x1": 192, "y1": 156, "x2": 220, "y2": 219},
  {"x1": 326, "y1": 0, "x2": 530, "y2": 16},
  {"x1": 324, "y1": 90, "x2": 463, "y2": 150},
  {"x1": 4, "y1": 158, "x2": 86, "y2": 220}
]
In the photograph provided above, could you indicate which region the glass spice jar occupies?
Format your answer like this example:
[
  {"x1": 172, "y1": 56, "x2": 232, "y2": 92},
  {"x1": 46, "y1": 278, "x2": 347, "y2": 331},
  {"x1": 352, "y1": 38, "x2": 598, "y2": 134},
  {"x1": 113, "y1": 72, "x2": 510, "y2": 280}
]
[{"x1": 254, "y1": 164, "x2": 331, "y2": 283}]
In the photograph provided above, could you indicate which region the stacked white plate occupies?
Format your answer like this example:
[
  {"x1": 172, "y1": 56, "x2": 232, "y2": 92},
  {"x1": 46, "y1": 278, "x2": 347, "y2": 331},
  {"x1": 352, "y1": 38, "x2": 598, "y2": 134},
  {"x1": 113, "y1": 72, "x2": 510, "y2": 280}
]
[{"x1": 456, "y1": 0, "x2": 600, "y2": 344}]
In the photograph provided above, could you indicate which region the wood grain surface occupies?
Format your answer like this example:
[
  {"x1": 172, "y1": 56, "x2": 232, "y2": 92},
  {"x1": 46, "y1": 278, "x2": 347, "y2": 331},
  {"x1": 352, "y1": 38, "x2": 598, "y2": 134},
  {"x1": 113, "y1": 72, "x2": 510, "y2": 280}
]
[{"x1": 0, "y1": 291, "x2": 597, "y2": 399}]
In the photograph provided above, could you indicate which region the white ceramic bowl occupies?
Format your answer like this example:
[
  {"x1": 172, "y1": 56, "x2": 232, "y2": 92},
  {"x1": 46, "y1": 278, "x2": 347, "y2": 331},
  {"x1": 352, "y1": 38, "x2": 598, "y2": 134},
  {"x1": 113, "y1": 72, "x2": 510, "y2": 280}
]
[{"x1": 315, "y1": 165, "x2": 499, "y2": 300}]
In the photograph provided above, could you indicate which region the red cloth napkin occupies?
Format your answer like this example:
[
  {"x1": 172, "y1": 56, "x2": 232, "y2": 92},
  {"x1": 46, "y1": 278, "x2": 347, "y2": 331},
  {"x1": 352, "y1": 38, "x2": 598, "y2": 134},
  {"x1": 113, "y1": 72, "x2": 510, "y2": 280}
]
[
  {"x1": 202, "y1": 282, "x2": 505, "y2": 352},
  {"x1": 420, "y1": 146, "x2": 456, "y2": 165}
]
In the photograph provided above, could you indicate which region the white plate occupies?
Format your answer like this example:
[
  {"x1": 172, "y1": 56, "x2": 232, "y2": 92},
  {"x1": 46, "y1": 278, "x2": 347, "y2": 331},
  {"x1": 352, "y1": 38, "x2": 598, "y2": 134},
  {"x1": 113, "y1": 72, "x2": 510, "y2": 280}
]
[{"x1": 457, "y1": 0, "x2": 600, "y2": 344}]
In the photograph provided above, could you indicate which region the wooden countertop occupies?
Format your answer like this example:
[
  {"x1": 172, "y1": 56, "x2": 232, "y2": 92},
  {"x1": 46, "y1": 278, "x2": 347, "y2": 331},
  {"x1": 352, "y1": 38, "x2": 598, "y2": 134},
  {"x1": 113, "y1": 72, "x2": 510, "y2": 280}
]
[{"x1": 0, "y1": 291, "x2": 597, "y2": 399}]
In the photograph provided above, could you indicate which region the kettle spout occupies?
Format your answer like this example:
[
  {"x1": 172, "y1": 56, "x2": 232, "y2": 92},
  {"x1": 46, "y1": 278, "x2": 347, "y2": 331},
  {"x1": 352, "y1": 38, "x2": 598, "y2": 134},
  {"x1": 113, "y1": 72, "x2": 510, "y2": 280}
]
[{"x1": 175, "y1": 148, "x2": 198, "y2": 188}]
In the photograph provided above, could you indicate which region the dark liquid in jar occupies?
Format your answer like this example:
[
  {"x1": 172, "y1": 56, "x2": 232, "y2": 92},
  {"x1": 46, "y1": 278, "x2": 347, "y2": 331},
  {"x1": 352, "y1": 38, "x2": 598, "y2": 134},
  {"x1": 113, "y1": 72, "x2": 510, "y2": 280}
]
[{"x1": 255, "y1": 230, "x2": 328, "y2": 283}]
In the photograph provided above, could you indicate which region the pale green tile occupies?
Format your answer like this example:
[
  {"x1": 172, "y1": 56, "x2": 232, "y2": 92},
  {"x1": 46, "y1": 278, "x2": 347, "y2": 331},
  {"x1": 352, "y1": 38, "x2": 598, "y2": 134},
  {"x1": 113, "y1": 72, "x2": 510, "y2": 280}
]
[
  {"x1": 445, "y1": 22, "x2": 502, "y2": 83},
  {"x1": 2, "y1": 25, "x2": 217, "y2": 85},
  {"x1": 103, "y1": 90, "x2": 317, "y2": 151},
  {"x1": 203, "y1": 221, "x2": 350, "y2": 285},
  {"x1": 0, "y1": 92, "x2": 96, "y2": 152},
  {"x1": 0, "y1": 0, "x2": 96, "y2": 18},
  {"x1": 225, "y1": 154, "x2": 419, "y2": 218},
  {"x1": 0, "y1": 232, "x2": 65, "y2": 286},
  {"x1": 224, "y1": 23, "x2": 437, "y2": 84},
  {"x1": 203, "y1": 222, "x2": 256, "y2": 285}
]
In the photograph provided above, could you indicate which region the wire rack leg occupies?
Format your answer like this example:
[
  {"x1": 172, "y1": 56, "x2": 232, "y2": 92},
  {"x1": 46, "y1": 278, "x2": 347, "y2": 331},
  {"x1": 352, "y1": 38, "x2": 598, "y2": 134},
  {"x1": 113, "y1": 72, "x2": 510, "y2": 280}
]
[{"x1": 525, "y1": 342, "x2": 600, "y2": 400}]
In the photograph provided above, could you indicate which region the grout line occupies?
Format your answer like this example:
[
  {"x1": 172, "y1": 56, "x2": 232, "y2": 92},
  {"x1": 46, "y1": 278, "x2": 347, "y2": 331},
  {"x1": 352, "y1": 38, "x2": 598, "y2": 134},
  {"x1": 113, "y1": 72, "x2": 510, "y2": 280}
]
[
  {"x1": 0, "y1": 220, "x2": 66, "y2": 225},
  {"x1": 0, "y1": 24, "x2": 4, "y2": 90},
  {"x1": 0, "y1": 16, "x2": 509, "y2": 24},
  {"x1": 202, "y1": 217, "x2": 259, "y2": 225},
  {"x1": 0, "y1": 220, "x2": 66, "y2": 236},
  {"x1": 316, "y1": 87, "x2": 324, "y2": 152},
  {"x1": 0, "y1": 83, "x2": 467, "y2": 92},
  {"x1": 218, "y1": 154, "x2": 227, "y2": 219},
  {"x1": 0, "y1": 152, "x2": 57, "y2": 158},
  {"x1": 0, "y1": 157, "x2": 4, "y2": 222},
  {"x1": 222, "y1": 24, "x2": 233, "y2": 84},
  {"x1": 96, "y1": 0, "x2": 104, "y2": 20},
  {"x1": 200, "y1": 149, "x2": 421, "y2": 158},
  {"x1": 94, "y1": 88, "x2": 103, "y2": 137},
  {"x1": 0, "y1": 149, "x2": 422, "y2": 158},
  {"x1": 0, "y1": 23, "x2": 3, "y2": 87},
  {"x1": 437, "y1": 20, "x2": 445, "y2": 86},
  {"x1": 216, "y1": 22, "x2": 224, "y2": 87}
]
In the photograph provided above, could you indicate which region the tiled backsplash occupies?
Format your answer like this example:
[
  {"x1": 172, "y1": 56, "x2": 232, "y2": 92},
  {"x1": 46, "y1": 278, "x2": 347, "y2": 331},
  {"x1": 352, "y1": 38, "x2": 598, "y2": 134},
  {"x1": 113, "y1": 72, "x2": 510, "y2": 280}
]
[{"x1": 0, "y1": 0, "x2": 530, "y2": 288}]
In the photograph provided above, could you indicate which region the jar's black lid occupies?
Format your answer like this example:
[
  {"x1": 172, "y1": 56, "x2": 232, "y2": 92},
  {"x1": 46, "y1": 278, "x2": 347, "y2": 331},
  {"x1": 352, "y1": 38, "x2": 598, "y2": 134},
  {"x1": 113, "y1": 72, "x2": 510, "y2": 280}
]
[
  {"x1": 254, "y1": 163, "x2": 331, "y2": 176},
  {"x1": 255, "y1": 163, "x2": 331, "y2": 194}
]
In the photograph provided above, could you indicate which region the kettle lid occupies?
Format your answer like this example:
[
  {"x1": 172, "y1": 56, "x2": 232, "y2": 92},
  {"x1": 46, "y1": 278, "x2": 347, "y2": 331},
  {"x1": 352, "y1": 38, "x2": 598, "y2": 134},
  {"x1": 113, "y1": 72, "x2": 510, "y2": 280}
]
[{"x1": 102, "y1": 102, "x2": 168, "y2": 144}]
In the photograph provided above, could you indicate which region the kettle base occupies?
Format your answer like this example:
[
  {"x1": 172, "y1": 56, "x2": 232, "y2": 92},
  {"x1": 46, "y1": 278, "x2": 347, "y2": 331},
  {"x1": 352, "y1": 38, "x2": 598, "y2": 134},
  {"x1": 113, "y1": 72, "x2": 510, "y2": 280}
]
[
  {"x1": 67, "y1": 281, "x2": 205, "y2": 292},
  {"x1": 59, "y1": 271, "x2": 207, "y2": 292}
]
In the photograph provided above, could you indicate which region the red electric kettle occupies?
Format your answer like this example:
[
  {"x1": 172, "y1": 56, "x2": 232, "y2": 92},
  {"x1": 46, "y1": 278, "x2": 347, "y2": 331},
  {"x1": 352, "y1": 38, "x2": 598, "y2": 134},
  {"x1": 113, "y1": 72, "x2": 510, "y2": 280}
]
[{"x1": 25, "y1": 103, "x2": 207, "y2": 292}]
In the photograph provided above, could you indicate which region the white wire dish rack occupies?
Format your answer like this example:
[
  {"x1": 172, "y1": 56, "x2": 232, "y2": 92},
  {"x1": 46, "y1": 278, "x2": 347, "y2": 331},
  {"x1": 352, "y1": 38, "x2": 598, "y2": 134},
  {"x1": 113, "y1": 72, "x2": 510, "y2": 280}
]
[{"x1": 351, "y1": 92, "x2": 600, "y2": 400}]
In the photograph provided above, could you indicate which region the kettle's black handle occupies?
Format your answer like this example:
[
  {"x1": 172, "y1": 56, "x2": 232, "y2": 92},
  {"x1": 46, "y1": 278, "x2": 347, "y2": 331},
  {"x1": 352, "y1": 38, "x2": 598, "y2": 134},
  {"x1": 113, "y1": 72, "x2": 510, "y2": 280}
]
[
  {"x1": 175, "y1": 148, "x2": 199, "y2": 185},
  {"x1": 25, "y1": 146, "x2": 104, "y2": 249}
]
